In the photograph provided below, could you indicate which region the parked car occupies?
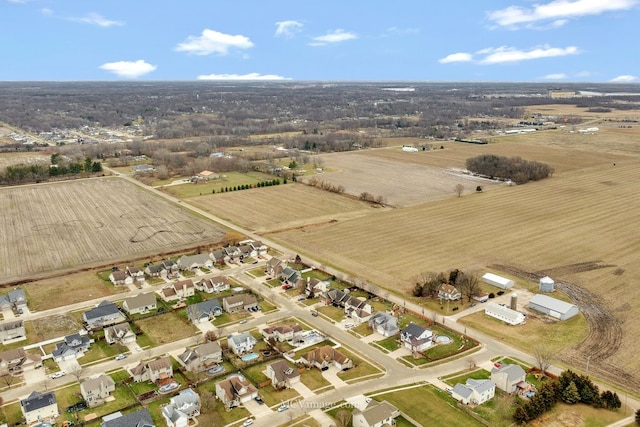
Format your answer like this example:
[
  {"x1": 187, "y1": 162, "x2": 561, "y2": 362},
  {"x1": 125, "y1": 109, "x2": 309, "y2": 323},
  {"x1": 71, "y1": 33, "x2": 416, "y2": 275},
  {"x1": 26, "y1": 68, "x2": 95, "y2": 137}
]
[
  {"x1": 115, "y1": 353, "x2": 127, "y2": 361},
  {"x1": 311, "y1": 311, "x2": 318, "y2": 317},
  {"x1": 445, "y1": 387, "x2": 453, "y2": 394},
  {"x1": 254, "y1": 396, "x2": 264, "y2": 404},
  {"x1": 239, "y1": 319, "x2": 247, "y2": 324},
  {"x1": 66, "y1": 401, "x2": 87, "y2": 412},
  {"x1": 344, "y1": 323, "x2": 354, "y2": 329},
  {"x1": 242, "y1": 419, "x2": 254, "y2": 427},
  {"x1": 297, "y1": 297, "x2": 306, "y2": 302},
  {"x1": 277, "y1": 405, "x2": 289, "y2": 412},
  {"x1": 51, "y1": 371, "x2": 66, "y2": 379}
]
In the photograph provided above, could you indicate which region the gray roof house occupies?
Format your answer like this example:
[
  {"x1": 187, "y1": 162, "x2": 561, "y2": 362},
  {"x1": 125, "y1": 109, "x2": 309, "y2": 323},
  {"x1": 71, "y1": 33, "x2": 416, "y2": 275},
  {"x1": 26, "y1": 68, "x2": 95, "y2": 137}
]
[
  {"x1": 352, "y1": 400, "x2": 400, "y2": 427},
  {"x1": 83, "y1": 301, "x2": 126, "y2": 330},
  {"x1": 266, "y1": 359, "x2": 300, "y2": 389},
  {"x1": 20, "y1": 391, "x2": 59, "y2": 425},
  {"x1": 122, "y1": 293, "x2": 157, "y2": 315},
  {"x1": 0, "y1": 348, "x2": 42, "y2": 376},
  {"x1": 130, "y1": 356, "x2": 173, "y2": 383},
  {"x1": 400, "y1": 323, "x2": 433, "y2": 353},
  {"x1": 368, "y1": 312, "x2": 399, "y2": 337},
  {"x1": 161, "y1": 388, "x2": 201, "y2": 427},
  {"x1": 104, "y1": 323, "x2": 136, "y2": 345},
  {"x1": 52, "y1": 333, "x2": 91, "y2": 362},
  {"x1": 227, "y1": 332, "x2": 257, "y2": 356},
  {"x1": 491, "y1": 364, "x2": 526, "y2": 393},
  {"x1": 178, "y1": 341, "x2": 223, "y2": 372},
  {"x1": 178, "y1": 253, "x2": 213, "y2": 270},
  {"x1": 102, "y1": 408, "x2": 155, "y2": 427},
  {"x1": 0, "y1": 289, "x2": 27, "y2": 311},
  {"x1": 145, "y1": 264, "x2": 165, "y2": 277},
  {"x1": 223, "y1": 294, "x2": 258, "y2": 313},
  {"x1": 451, "y1": 379, "x2": 495, "y2": 405},
  {"x1": 81, "y1": 374, "x2": 116, "y2": 407},
  {"x1": 187, "y1": 299, "x2": 222, "y2": 323},
  {"x1": 0, "y1": 319, "x2": 26, "y2": 343}
]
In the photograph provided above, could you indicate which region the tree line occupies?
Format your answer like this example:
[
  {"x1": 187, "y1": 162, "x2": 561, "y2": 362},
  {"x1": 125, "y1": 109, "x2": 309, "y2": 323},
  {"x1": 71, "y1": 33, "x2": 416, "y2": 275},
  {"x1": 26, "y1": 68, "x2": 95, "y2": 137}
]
[
  {"x1": 0, "y1": 154, "x2": 102, "y2": 185},
  {"x1": 465, "y1": 154, "x2": 554, "y2": 184},
  {"x1": 412, "y1": 269, "x2": 481, "y2": 303}
]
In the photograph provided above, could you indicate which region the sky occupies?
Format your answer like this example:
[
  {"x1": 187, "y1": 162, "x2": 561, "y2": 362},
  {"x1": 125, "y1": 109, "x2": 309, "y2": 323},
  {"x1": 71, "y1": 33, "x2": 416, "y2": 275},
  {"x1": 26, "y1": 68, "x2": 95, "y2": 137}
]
[{"x1": 1, "y1": 0, "x2": 638, "y2": 82}]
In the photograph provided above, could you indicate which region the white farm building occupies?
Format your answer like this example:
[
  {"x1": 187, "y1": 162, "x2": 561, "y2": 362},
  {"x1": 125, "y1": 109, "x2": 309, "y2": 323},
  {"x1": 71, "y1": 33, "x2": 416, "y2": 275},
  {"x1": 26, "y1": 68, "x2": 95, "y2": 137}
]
[
  {"x1": 528, "y1": 294, "x2": 579, "y2": 321},
  {"x1": 485, "y1": 303, "x2": 526, "y2": 326},
  {"x1": 482, "y1": 273, "x2": 514, "y2": 290},
  {"x1": 539, "y1": 276, "x2": 555, "y2": 292}
]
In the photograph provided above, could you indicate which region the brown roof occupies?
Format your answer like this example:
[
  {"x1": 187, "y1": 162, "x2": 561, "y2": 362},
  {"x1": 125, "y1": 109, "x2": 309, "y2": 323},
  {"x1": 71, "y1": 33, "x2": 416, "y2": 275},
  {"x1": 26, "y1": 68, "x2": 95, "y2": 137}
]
[{"x1": 304, "y1": 345, "x2": 349, "y2": 365}]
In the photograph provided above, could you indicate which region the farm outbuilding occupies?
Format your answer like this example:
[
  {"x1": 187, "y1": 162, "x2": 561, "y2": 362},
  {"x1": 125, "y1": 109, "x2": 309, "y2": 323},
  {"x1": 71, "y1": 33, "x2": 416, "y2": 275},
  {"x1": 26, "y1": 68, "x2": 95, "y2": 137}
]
[
  {"x1": 482, "y1": 273, "x2": 514, "y2": 290},
  {"x1": 485, "y1": 302, "x2": 526, "y2": 325},
  {"x1": 539, "y1": 276, "x2": 555, "y2": 292},
  {"x1": 528, "y1": 294, "x2": 579, "y2": 320}
]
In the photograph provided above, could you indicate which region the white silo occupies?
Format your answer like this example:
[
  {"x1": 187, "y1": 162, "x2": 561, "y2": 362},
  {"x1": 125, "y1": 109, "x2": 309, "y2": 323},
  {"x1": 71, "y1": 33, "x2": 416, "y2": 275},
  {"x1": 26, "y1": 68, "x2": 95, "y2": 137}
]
[{"x1": 539, "y1": 276, "x2": 555, "y2": 292}]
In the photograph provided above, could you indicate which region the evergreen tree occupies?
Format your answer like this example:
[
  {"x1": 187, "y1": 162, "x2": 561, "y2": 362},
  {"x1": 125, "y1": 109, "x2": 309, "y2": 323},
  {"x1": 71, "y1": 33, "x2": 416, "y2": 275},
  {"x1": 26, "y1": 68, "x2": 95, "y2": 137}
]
[{"x1": 563, "y1": 381, "x2": 581, "y2": 404}]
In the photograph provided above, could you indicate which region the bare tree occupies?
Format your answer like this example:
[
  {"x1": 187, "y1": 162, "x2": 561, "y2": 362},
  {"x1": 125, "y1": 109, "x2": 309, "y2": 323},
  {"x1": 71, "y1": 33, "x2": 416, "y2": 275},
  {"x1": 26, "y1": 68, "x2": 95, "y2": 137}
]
[
  {"x1": 204, "y1": 330, "x2": 219, "y2": 342},
  {"x1": 454, "y1": 183, "x2": 464, "y2": 197},
  {"x1": 70, "y1": 366, "x2": 84, "y2": 383},
  {"x1": 1, "y1": 374, "x2": 16, "y2": 389},
  {"x1": 533, "y1": 344, "x2": 555, "y2": 375},
  {"x1": 335, "y1": 409, "x2": 351, "y2": 427},
  {"x1": 457, "y1": 272, "x2": 481, "y2": 303}
]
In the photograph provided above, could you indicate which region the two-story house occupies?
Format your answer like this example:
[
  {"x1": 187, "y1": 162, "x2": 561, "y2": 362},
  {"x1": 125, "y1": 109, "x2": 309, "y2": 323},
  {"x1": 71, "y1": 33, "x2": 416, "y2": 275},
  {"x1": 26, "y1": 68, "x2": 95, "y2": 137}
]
[
  {"x1": 122, "y1": 293, "x2": 157, "y2": 315},
  {"x1": 102, "y1": 408, "x2": 155, "y2": 427},
  {"x1": 104, "y1": 323, "x2": 136, "y2": 345},
  {"x1": 145, "y1": 263, "x2": 165, "y2": 278},
  {"x1": 81, "y1": 374, "x2": 116, "y2": 407},
  {"x1": 451, "y1": 379, "x2": 496, "y2": 405},
  {"x1": 178, "y1": 341, "x2": 223, "y2": 373},
  {"x1": 227, "y1": 333, "x2": 257, "y2": 356},
  {"x1": 215, "y1": 376, "x2": 258, "y2": 409},
  {"x1": 195, "y1": 276, "x2": 230, "y2": 294},
  {"x1": 130, "y1": 356, "x2": 173, "y2": 383},
  {"x1": 126, "y1": 266, "x2": 145, "y2": 283},
  {"x1": 222, "y1": 294, "x2": 258, "y2": 313},
  {"x1": 162, "y1": 388, "x2": 201, "y2": 427},
  {"x1": 20, "y1": 391, "x2": 59, "y2": 425},
  {"x1": 0, "y1": 348, "x2": 42, "y2": 376},
  {"x1": 491, "y1": 364, "x2": 526, "y2": 393},
  {"x1": 266, "y1": 359, "x2": 300, "y2": 390},
  {"x1": 368, "y1": 312, "x2": 399, "y2": 337},
  {"x1": 266, "y1": 258, "x2": 286, "y2": 278},
  {"x1": 352, "y1": 400, "x2": 400, "y2": 427},
  {"x1": 83, "y1": 301, "x2": 126, "y2": 331},
  {"x1": 0, "y1": 320, "x2": 26, "y2": 343},
  {"x1": 52, "y1": 333, "x2": 91, "y2": 362},
  {"x1": 187, "y1": 299, "x2": 222, "y2": 324},
  {"x1": 262, "y1": 324, "x2": 304, "y2": 343},
  {"x1": 301, "y1": 345, "x2": 353, "y2": 371},
  {"x1": 400, "y1": 323, "x2": 433, "y2": 353},
  {"x1": 159, "y1": 280, "x2": 195, "y2": 303},
  {"x1": 438, "y1": 283, "x2": 462, "y2": 301}
]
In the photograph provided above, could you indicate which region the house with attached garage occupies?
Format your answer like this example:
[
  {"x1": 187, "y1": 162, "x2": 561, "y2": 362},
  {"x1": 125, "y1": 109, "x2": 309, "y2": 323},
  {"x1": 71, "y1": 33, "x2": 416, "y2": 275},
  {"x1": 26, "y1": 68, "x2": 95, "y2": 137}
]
[
  {"x1": 81, "y1": 374, "x2": 116, "y2": 408},
  {"x1": 451, "y1": 379, "x2": 495, "y2": 405},
  {"x1": 344, "y1": 296, "x2": 373, "y2": 324},
  {"x1": 368, "y1": 312, "x2": 399, "y2": 337},
  {"x1": 301, "y1": 345, "x2": 353, "y2": 371},
  {"x1": 223, "y1": 246, "x2": 242, "y2": 261},
  {"x1": 303, "y1": 277, "x2": 330, "y2": 298},
  {"x1": 0, "y1": 348, "x2": 42, "y2": 376},
  {"x1": 52, "y1": 333, "x2": 91, "y2": 362},
  {"x1": 187, "y1": 299, "x2": 222, "y2": 323},
  {"x1": 227, "y1": 332, "x2": 257, "y2": 356},
  {"x1": 126, "y1": 266, "x2": 145, "y2": 283},
  {"x1": 266, "y1": 257, "x2": 286, "y2": 277},
  {"x1": 130, "y1": 356, "x2": 173, "y2": 383},
  {"x1": 222, "y1": 294, "x2": 258, "y2": 313},
  {"x1": 249, "y1": 240, "x2": 268, "y2": 256},
  {"x1": 145, "y1": 263, "x2": 165, "y2": 278},
  {"x1": 108, "y1": 270, "x2": 132, "y2": 286},
  {"x1": 238, "y1": 244, "x2": 256, "y2": 259},
  {"x1": 280, "y1": 266, "x2": 301, "y2": 284},
  {"x1": 101, "y1": 408, "x2": 154, "y2": 427},
  {"x1": 0, "y1": 320, "x2": 26, "y2": 343},
  {"x1": 195, "y1": 276, "x2": 230, "y2": 294},
  {"x1": 266, "y1": 359, "x2": 300, "y2": 389},
  {"x1": 0, "y1": 289, "x2": 27, "y2": 312},
  {"x1": 262, "y1": 324, "x2": 304, "y2": 343},
  {"x1": 178, "y1": 341, "x2": 222, "y2": 372},
  {"x1": 215, "y1": 376, "x2": 258, "y2": 409},
  {"x1": 162, "y1": 259, "x2": 179, "y2": 274},
  {"x1": 352, "y1": 399, "x2": 400, "y2": 427},
  {"x1": 20, "y1": 391, "x2": 59, "y2": 425},
  {"x1": 178, "y1": 253, "x2": 213, "y2": 271},
  {"x1": 122, "y1": 293, "x2": 157, "y2": 315},
  {"x1": 491, "y1": 363, "x2": 526, "y2": 393},
  {"x1": 162, "y1": 388, "x2": 201, "y2": 427},
  {"x1": 83, "y1": 300, "x2": 127, "y2": 331},
  {"x1": 159, "y1": 280, "x2": 195, "y2": 303},
  {"x1": 211, "y1": 249, "x2": 227, "y2": 265},
  {"x1": 104, "y1": 323, "x2": 136, "y2": 345},
  {"x1": 400, "y1": 323, "x2": 433, "y2": 352}
]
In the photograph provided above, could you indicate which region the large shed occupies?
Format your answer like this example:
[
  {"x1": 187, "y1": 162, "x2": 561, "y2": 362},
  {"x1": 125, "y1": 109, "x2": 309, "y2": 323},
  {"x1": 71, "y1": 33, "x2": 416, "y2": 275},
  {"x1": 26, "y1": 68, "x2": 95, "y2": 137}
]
[
  {"x1": 485, "y1": 302, "x2": 525, "y2": 326},
  {"x1": 528, "y1": 294, "x2": 579, "y2": 320},
  {"x1": 482, "y1": 273, "x2": 514, "y2": 290}
]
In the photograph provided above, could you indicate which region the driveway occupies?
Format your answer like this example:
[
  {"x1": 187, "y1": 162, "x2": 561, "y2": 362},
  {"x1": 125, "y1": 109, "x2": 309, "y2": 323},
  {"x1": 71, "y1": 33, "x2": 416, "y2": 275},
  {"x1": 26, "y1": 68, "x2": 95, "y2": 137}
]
[
  {"x1": 321, "y1": 366, "x2": 346, "y2": 388},
  {"x1": 244, "y1": 397, "x2": 273, "y2": 417},
  {"x1": 291, "y1": 380, "x2": 315, "y2": 399},
  {"x1": 22, "y1": 367, "x2": 46, "y2": 386},
  {"x1": 57, "y1": 358, "x2": 81, "y2": 373}
]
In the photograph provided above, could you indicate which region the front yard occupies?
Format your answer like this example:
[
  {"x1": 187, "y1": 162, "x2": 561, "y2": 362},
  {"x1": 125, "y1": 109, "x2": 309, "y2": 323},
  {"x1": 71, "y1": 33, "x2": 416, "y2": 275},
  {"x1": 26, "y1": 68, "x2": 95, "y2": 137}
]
[{"x1": 135, "y1": 312, "x2": 198, "y2": 344}]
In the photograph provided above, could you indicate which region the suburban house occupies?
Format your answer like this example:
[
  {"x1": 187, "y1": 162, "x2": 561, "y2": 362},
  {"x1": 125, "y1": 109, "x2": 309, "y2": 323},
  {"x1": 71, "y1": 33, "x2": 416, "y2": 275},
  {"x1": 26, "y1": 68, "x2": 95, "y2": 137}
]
[
  {"x1": 211, "y1": 249, "x2": 227, "y2": 265},
  {"x1": 0, "y1": 289, "x2": 27, "y2": 312},
  {"x1": 528, "y1": 294, "x2": 579, "y2": 320},
  {"x1": 109, "y1": 270, "x2": 132, "y2": 286},
  {"x1": 249, "y1": 240, "x2": 268, "y2": 256},
  {"x1": 451, "y1": 379, "x2": 496, "y2": 405},
  {"x1": 223, "y1": 246, "x2": 242, "y2": 261},
  {"x1": 162, "y1": 259, "x2": 179, "y2": 274},
  {"x1": 344, "y1": 297, "x2": 373, "y2": 324},
  {"x1": 81, "y1": 374, "x2": 116, "y2": 407},
  {"x1": 159, "y1": 280, "x2": 195, "y2": 303},
  {"x1": 222, "y1": 294, "x2": 258, "y2": 313},
  {"x1": 122, "y1": 293, "x2": 157, "y2": 315},
  {"x1": 178, "y1": 341, "x2": 222, "y2": 372},
  {"x1": 104, "y1": 323, "x2": 136, "y2": 345},
  {"x1": 301, "y1": 345, "x2": 353, "y2": 371},
  {"x1": 178, "y1": 253, "x2": 213, "y2": 271},
  {"x1": 126, "y1": 266, "x2": 145, "y2": 283},
  {"x1": 491, "y1": 364, "x2": 527, "y2": 393},
  {"x1": 262, "y1": 324, "x2": 304, "y2": 343},
  {"x1": 280, "y1": 266, "x2": 301, "y2": 284},
  {"x1": 400, "y1": 323, "x2": 433, "y2": 352},
  {"x1": 0, "y1": 320, "x2": 26, "y2": 343},
  {"x1": 20, "y1": 391, "x2": 59, "y2": 425},
  {"x1": 130, "y1": 356, "x2": 173, "y2": 383},
  {"x1": 266, "y1": 258, "x2": 286, "y2": 277},
  {"x1": 368, "y1": 312, "x2": 399, "y2": 337},
  {"x1": 324, "y1": 289, "x2": 352, "y2": 307},
  {"x1": 83, "y1": 301, "x2": 126, "y2": 330},
  {"x1": 303, "y1": 277, "x2": 329, "y2": 298},
  {"x1": 485, "y1": 302, "x2": 526, "y2": 326},
  {"x1": 438, "y1": 283, "x2": 462, "y2": 301},
  {"x1": 238, "y1": 244, "x2": 257, "y2": 259},
  {"x1": 145, "y1": 264, "x2": 165, "y2": 278},
  {"x1": 352, "y1": 400, "x2": 400, "y2": 427},
  {"x1": 187, "y1": 299, "x2": 222, "y2": 324},
  {"x1": 0, "y1": 348, "x2": 42, "y2": 376},
  {"x1": 195, "y1": 276, "x2": 230, "y2": 293},
  {"x1": 161, "y1": 388, "x2": 201, "y2": 427},
  {"x1": 102, "y1": 408, "x2": 155, "y2": 427},
  {"x1": 52, "y1": 333, "x2": 91, "y2": 362},
  {"x1": 215, "y1": 376, "x2": 258, "y2": 409},
  {"x1": 266, "y1": 359, "x2": 300, "y2": 389},
  {"x1": 227, "y1": 332, "x2": 257, "y2": 356}
]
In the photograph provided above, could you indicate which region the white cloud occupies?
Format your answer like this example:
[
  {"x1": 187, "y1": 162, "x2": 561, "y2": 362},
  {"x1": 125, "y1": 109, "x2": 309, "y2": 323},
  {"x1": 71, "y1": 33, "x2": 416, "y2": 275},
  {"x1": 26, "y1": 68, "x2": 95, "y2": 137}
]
[
  {"x1": 197, "y1": 73, "x2": 290, "y2": 81},
  {"x1": 575, "y1": 70, "x2": 591, "y2": 77},
  {"x1": 610, "y1": 75, "x2": 637, "y2": 82},
  {"x1": 70, "y1": 12, "x2": 124, "y2": 28},
  {"x1": 439, "y1": 52, "x2": 473, "y2": 63},
  {"x1": 309, "y1": 29, "x2": 357, "y2": 46},
  {"x1": 99, "y1": 60, "x2": 157, "y2": 78},
  {"x1": 488, "y1": 0, "x2": 638, "y2": 28},
  {"x1": 275, "y1": 20, "x2": 303, "y2": 38},
  {"x1": 478, "y1": 45, "x2": 579, "y2": 64},
  {"x1": 175, "y1": 29, "x2": 254, "y2": 55},
  {"x1": 383, "y1": 26, "x2": 420, "y2": 36},
  {"x1": 41, "y1": 8, "x2": 52, "y2": 15},
  {"x1": 543, "y1": 73, "x2": 568, "y2": 79}
]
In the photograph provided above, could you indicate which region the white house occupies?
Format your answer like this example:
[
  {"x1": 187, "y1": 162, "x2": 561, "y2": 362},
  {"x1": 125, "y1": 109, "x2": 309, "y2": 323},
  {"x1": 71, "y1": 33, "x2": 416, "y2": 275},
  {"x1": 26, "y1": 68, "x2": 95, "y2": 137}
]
[
  {"x1": 528, "y1": 294, "x2": 579, "y2": 320},
  {"x1": 162, "y1": 388, "x2": 201, "y2": 427},
  {"x1": 491, "y1": 364, "x2": 526, "y2": 393},
  {"x1": 20, "y1": 391, "x2": 59, "y2": 425},
  {"x1": 485, "y1": 302, "x2": 526, "y2": 325},
  {"x1": 227, "y1": 332, "x2": 257, "y2": 356},
  {"x1": 400, "y1": 323, "x2": 433, "y2": 352},
  {"x1": 438, "y1": 283, "x2": 462, "y2": 301},
  {"x1": 352, "y1": 400, "x2": 400, "y2": 427},
  {"x1": 451, "y1": 379, "x2": 495, "y2": 405},
  {"x1": 368, "y1": 312, "x2": 399, "y2": 337},
  {"x1": 482, "y1": 273, "x2": 514, "y2": 289}
]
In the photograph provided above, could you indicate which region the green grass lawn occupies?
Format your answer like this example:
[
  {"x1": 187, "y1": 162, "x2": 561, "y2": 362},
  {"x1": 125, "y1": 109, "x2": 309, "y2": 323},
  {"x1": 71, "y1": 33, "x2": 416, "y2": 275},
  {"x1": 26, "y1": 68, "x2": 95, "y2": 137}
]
[
  {"x1": 1, "y1": 401, "x2": 23, "y2": 425},
  {"x1": 375, "y1": 335, "x2": 401, "y2": 352},
  {"x1": 161, "y1": 171, "x2": 278, "y2": 198},
  {"x1": 442, "y1": 368, "x2": 491, "y2": 386},
  {"x1": 264, "y1": 278, "x2": 281, "y2": 288},
  {"x1": 300, "y1": 367, "x2": 333, "y2": 392},
  {"x1": 247, "y1": 267, "x2": 266, "y2": 277},
  {"x1": 81, "y1": 340, "x2": 129, "y2": 364},
  {"x1": 352, "y1": 322, "x2": 372, "y2": 336},
  {"x1": 337, "y1": 348, "x2": 384, "y2": 383},
  {"x1": 259, "y1": 386, "x2": 300, "y2": 408},
  {"x1": 316, "y1": 305, "x2": 345, "y2": 322}
]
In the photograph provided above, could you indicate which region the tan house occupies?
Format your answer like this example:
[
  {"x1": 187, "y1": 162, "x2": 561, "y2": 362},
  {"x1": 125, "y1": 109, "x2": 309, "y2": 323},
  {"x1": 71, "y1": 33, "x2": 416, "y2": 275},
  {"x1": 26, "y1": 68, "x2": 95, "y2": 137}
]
[
  {"x1": 108, "y1": 270, "x2": 132, "y2": 286},
  {"x1": 178, "y1": 341, "x2": 223, "y2": 372},
  {"x1": 130, "y1": 356, "x2": 173, "y2": 383},
  {"x1": 352, "y1": 400, "x2": 400, "y2": 427},
  {"x1": 223, "y1": 294, "x2": 258, "y2": 313},
  {"x1": 266, "y1": 360, "x2": 300, "y2": 389},
  {"x1": 122, "y1": 293, "x2": 157, "y2": 315},
  {"x1": 0, "y1": 347, "x2": 42, "y2": 376},
  {"x1": 159, "y1": 279, "x2": 195, "y2": 303},
  {"x1": 301, "y1": 345, "x2": 353, "y2": 371},
  {"x1": 104, "y1": 323, "x2": 136, "y2": 345},
  {"x1": 262, "y1": 324, "x2": 303, "y2": 343},
  {"x1": 215, "y1": 376, "x2": 258, "y2": 409},
  {"x1": 81, "y1": 374, "x2": 116, "y2": 407},
  {"x1": 0, "y1": 320, "x2": 26, "y2": 343},
  {"x1": 20, "y1": 391, "x2": 59, "y2": 425}
]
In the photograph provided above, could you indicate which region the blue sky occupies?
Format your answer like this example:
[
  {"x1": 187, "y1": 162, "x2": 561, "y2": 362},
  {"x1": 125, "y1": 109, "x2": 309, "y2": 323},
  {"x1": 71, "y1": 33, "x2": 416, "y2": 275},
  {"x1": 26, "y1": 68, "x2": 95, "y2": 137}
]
[{"x1": 1, "y1": 0, "x2": 638, "y2": 82}]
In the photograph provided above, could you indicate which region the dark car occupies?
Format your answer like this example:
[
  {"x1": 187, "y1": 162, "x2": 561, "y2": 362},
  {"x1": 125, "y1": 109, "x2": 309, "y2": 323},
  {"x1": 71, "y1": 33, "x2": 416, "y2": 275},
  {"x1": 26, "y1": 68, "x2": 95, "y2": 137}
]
[
  {"x1": 254, "y1": 396, "x2": 264, "y2": 404},
  {"x1": 67, "y1": 402, "x2": 87, "y2": 413},
  {"x1": 311, "y1": 311, "x2": 318, "y2": 317}
]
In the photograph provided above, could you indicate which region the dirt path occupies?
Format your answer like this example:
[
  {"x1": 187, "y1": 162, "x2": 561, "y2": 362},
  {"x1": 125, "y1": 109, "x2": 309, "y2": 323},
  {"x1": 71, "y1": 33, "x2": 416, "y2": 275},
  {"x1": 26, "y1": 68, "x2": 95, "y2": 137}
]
[{"x1": 491, "y1": 263, "x2": 639, "y2": 393}]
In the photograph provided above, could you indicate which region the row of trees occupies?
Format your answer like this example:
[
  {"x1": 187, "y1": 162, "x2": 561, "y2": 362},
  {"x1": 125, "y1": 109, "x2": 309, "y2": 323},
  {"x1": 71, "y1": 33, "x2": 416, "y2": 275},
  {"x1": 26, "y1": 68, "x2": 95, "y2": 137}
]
[
  {"x1": 466, "y1": 154, "x2": 554, "y2": 184},
  {"x1": 0, "y1": 156, "x2": 102, "y2": 185},
  {"x1": 412, "y1": 269, "x2": 481, "y2": 303},
  {"x1": 211, "y1": 179, "x2": 284, "y2": 193},
  {"x1": 305, "y1": 176, "x2": 345, "y2": 194},
  {"x1": 514, "y1": 370, "x2": 621, "y2": 424}
]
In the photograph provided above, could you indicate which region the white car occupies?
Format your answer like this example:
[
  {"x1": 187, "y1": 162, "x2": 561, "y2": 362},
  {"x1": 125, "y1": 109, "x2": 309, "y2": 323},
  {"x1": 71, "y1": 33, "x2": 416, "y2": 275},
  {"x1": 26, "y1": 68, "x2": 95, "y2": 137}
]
[
  {"x1": 277, "y1": 405, "x2": 289, "y2": 412},
  {"x1": 344, "y1": 323, "x2": 354, "y2": 329},
  {"x1": 242, "y1": 420, "x2": 254, "y2": 427},
  {"x1": 51, "y1": 371, "x2": 66, "y2": 379},
  {"x1": 115, "y1": 353, "x2": 127, "y2": 361}
]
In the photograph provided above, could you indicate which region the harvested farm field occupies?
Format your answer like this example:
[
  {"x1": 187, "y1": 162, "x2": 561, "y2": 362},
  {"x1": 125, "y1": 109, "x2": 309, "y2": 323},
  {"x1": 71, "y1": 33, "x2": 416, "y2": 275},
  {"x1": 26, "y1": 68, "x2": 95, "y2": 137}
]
[{"x1": 0, "y1": 178, "x2": 225, "y2": 283}]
